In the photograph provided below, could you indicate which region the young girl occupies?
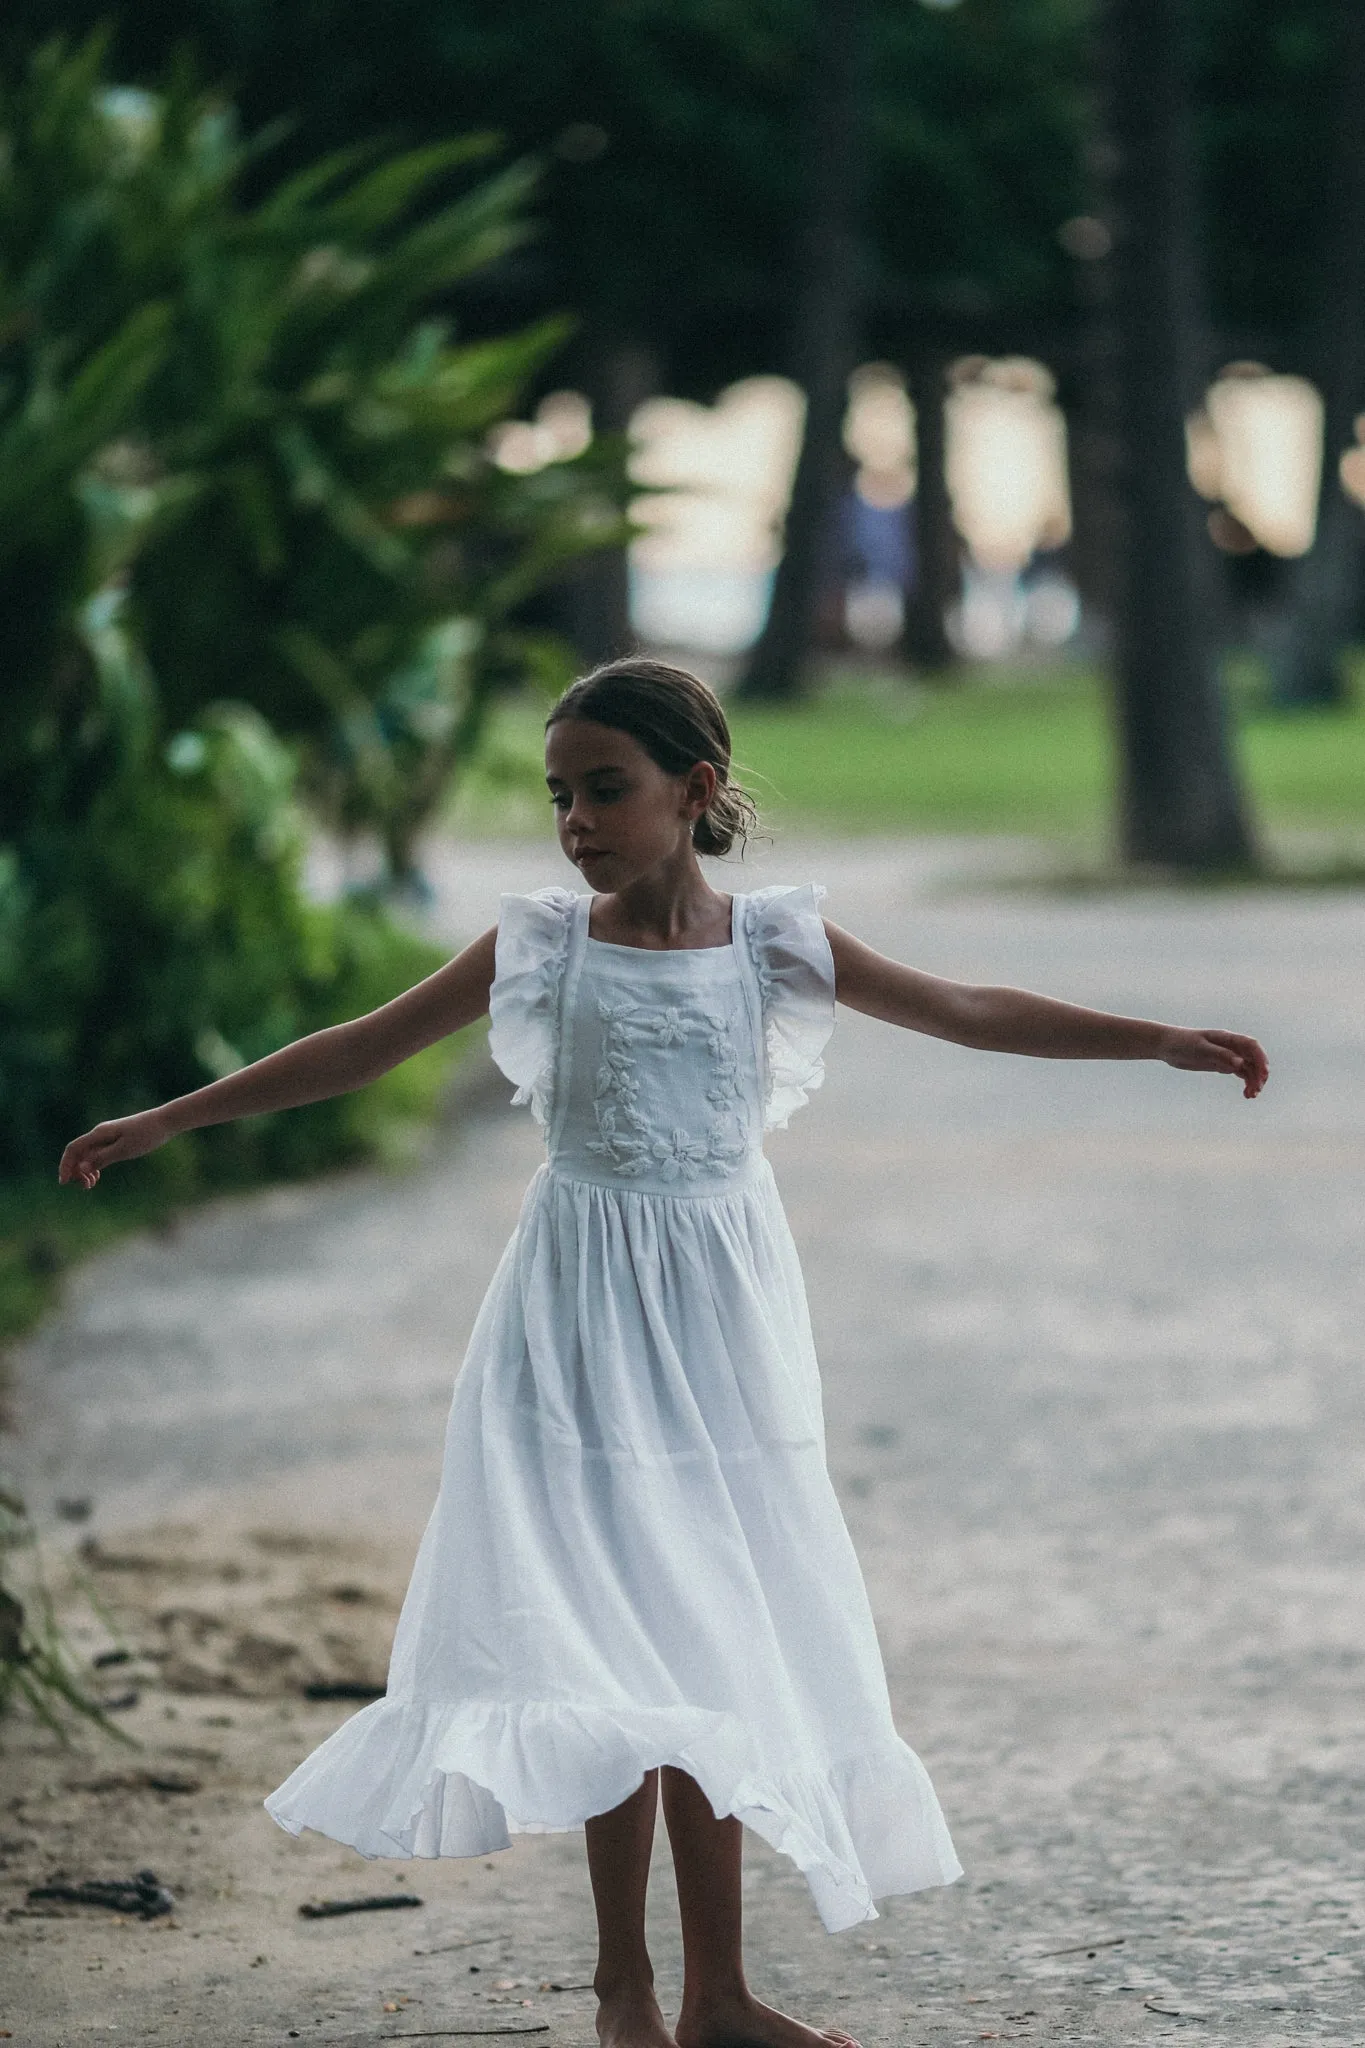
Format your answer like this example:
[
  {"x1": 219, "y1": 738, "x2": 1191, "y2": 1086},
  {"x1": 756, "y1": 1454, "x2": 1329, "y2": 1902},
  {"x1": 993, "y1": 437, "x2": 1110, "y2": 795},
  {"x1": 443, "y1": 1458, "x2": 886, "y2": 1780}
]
[{"x1": 61, "y1": 658, "x2": 1268, "y2": 2048}]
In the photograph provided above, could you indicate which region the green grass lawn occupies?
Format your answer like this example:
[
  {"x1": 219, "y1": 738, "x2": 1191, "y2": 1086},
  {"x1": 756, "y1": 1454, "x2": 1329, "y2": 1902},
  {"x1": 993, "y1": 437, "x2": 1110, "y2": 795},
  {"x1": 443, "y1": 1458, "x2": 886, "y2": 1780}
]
[{"x1": 446, "y1": 660, "x2": 1365, "y2": 843}]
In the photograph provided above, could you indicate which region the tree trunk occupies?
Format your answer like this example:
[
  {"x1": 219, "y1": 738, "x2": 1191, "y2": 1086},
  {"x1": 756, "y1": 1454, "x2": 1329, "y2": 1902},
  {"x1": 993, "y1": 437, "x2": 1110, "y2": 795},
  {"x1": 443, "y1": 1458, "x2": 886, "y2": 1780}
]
[
  {"x1": 734, "y1": 0, "x2": 868, "y2": 702},
  {"x1": 564, "y1": 339, "x2": 658, "y2": 666},
  {"x1": 1059, "y1": 287, "x2": 1124, "y2": 655},
  {"x1": 1098, "y1": 0, "x2": 1255, "y2": 868},
  {"x1": 901, "y1": 351, "x2": 960, "y2": 674},
  {"x1": 1271, "y1": 0, "x2": 1365, "y2": 708}
]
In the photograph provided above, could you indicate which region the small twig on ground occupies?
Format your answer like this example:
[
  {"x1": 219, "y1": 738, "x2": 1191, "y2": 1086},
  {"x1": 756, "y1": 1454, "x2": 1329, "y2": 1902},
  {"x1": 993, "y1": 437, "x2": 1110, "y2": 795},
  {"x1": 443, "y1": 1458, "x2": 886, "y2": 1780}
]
[
  {"x1": 299, "y1": 1892, "x2": 424, "y2": 1918},
  {"x1": 413, "y1": 1934, "x2": 508, "y2": 1955},
  {"x1": 26, "y1": 1870, "x2": 174, "y2": 1918},
  {"x1": 303, "y1": 1680, "x2": 387, "y2": 1700},
  {"x1": 69, "y1": 1767, "x2": 201, "y2": 1794},
  {"x1": 379, "y1": 2030, "x2": 549, "y2": 2040},
  {"x1": 1037, "y1": 1934, "x2": 1126, "y2": 1956}
]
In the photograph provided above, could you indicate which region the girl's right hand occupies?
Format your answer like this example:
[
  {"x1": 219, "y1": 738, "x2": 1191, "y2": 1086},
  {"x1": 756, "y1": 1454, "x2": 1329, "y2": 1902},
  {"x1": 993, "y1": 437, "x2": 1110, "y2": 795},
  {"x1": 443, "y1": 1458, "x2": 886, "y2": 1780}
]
[
  {"x1": 1159, "y1": 1025, "x2": 1269, "y2": 1099},
  {"x1": 59, "y1": 1107, "x2": 173, "y2": 1190}
]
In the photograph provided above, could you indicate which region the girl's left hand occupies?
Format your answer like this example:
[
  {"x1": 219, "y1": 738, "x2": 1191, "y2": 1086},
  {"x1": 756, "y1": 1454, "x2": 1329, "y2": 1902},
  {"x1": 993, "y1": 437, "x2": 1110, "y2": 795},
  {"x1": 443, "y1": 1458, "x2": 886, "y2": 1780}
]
[
  {"x1": 59, "y1": 1107, "x2": 172, "y2": 1189},
  {"x1": 1160, "y1": 1027, "x2": 1269, "y2": 1099}
]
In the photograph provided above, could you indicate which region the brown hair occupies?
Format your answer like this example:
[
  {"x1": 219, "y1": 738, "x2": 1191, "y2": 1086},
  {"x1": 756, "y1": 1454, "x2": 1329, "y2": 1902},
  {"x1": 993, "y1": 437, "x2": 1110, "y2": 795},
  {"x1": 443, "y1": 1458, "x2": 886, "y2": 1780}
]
[{"x1": 544, "y1": 657, "x2": 760, "y2": 858}]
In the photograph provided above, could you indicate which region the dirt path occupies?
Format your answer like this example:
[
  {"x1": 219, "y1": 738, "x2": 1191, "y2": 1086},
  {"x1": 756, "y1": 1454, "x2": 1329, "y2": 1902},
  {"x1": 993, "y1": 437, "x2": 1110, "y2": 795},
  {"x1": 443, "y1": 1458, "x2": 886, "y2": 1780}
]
[{"x1": 4, "y1": 837, "x2": 1365, "y2": 2046}]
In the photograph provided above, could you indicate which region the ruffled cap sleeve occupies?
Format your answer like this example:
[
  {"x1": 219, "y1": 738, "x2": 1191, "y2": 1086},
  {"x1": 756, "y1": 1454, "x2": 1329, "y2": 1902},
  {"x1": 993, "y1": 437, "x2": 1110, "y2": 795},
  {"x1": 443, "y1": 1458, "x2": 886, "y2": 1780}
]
[
  {"x1": 487, "y1": 885, "x2": 580, "y2": 1128},
  {"x1": 742, "y1": 882, "x2": 836, "y2": 1130}
]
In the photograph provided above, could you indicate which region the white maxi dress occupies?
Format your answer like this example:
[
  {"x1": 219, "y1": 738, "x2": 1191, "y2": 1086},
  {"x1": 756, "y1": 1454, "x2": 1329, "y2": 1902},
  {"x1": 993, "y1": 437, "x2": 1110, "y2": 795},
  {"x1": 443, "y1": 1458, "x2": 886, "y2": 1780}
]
[{"x1": 265, "y1": 882, "x2": 962, "y2": 1931}]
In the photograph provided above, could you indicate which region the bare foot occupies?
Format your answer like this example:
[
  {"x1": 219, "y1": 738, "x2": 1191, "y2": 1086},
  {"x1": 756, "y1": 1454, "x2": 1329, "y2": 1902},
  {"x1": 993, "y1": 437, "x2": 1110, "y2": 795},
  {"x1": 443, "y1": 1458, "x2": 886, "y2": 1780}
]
[
  {"x1": 597, "y1": 1983, "x2": 680, "y2": 2048},
  {"x1": 676, "y1": 1989, "x2": 861, "y2": 2048}
]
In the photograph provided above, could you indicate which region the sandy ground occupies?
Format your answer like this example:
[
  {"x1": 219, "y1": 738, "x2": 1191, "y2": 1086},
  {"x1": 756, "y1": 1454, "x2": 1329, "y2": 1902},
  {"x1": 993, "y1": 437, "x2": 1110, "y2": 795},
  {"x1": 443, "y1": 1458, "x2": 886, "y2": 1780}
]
[{"x1": 3, "y1": 835, "x2": 1365, "y2": 2047}]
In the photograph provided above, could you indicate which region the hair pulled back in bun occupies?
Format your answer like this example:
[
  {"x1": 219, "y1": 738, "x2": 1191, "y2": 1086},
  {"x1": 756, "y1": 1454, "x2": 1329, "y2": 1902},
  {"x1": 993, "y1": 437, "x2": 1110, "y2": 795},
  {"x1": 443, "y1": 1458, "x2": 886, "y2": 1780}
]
[{"x1": 545, "y1": 658, "x2": 760, "y2": 857}]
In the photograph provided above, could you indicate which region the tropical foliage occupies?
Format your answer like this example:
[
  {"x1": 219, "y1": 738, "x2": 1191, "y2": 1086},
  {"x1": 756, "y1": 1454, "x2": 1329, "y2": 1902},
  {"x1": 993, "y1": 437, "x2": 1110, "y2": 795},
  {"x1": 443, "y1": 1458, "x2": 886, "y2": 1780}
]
[
  {"x1": 0, "y1": 34, "x2": 625, "y2": 1194},
  {"x1": 1, "y1": 34, "x2": 627, "y2": 884}
]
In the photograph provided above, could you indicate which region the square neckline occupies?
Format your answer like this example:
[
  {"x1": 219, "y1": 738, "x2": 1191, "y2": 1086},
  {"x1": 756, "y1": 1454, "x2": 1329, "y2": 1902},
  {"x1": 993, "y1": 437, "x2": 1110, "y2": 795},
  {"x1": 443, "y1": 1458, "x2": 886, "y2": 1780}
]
[{"x1": 583, "y1": 891, "x2": 737, "y2": 955}]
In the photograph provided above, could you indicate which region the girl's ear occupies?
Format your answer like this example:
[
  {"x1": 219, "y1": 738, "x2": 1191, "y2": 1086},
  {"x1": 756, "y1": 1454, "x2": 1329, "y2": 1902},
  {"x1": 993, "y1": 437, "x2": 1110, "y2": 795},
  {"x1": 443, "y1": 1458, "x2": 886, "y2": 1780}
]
[{"x1": 682, "y1": 759, "x2": 718, "y2": 819}]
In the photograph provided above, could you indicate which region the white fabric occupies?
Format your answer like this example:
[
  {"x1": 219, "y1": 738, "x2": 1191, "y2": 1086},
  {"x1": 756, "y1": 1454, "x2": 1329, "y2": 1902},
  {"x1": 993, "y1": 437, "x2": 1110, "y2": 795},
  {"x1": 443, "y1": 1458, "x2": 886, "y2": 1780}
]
[
  {"x1": 265, "y1": 883, "x2": 961, "y2": 1931},
  {"x1": 742, "y1": 883, "x2": 838, "y2": 1129}
]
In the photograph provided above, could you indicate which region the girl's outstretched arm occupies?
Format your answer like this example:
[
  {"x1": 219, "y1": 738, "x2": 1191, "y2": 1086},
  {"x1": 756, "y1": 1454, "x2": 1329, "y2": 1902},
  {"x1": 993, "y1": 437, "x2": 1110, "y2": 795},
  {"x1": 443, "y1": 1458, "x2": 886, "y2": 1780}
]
[
  {"x1": 823, "y1": 920, "x2": 1268, "y2": 1099},
  {"x1": 59, "y1": 926, "x2": 500, "y2": 1191}
]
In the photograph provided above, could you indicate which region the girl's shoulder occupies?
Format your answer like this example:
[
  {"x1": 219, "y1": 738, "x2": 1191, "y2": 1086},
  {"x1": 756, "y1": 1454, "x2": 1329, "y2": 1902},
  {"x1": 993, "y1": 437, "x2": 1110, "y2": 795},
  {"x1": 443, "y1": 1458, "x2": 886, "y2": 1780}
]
[
  {"x1": 491, "y1": 884, "x2": 580, "y2": 986},
  {"x1": 737, "y1": 884, "x2": 836, "y2": 1132},
  {"x1": 486, "y1": 887, "x2": 582, "y2": 1127},
  {"x1": 739, "y1": 879, "x2": 827, "y2": 924},
  {"x1": 739, "y1": 881, "x2": 831, "y2": 973},
  {"x1": 498, "y1": 882, "x2": 582, "y2": 925}
]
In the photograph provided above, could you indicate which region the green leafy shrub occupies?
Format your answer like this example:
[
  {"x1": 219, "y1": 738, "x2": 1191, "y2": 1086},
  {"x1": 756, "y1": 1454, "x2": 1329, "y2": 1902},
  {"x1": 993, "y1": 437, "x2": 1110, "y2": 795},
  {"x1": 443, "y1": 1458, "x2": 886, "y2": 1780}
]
[{"x1": 0, "y1": 699, "x2": 455, "y2": 1185}]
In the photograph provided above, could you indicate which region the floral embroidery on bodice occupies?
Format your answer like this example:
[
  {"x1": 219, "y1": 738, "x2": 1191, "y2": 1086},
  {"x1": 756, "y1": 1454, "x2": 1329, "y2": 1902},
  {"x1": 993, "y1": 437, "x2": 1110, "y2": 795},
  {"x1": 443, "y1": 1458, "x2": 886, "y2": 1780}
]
[
  {"x1": 556, "y1": 939, "x2": 759, "y2": 1195},
  {"x1": 585, "y1": 988, "x2": 750, "y2": 1183}
]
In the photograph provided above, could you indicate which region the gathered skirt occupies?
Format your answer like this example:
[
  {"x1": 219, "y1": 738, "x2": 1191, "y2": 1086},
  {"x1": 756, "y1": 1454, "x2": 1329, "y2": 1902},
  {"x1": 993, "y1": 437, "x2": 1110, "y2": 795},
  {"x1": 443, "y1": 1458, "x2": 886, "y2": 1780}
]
[{"x1": 265, "y1": 1159, "x2": 961, "y2": 1931}]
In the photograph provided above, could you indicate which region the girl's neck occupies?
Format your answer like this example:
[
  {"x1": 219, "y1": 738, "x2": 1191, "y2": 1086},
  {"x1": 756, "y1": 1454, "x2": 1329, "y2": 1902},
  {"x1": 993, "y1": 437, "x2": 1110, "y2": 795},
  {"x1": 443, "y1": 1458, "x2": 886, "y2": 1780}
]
[{"x1": 588, "y1": 857, "x2": 733, "y2": 952}]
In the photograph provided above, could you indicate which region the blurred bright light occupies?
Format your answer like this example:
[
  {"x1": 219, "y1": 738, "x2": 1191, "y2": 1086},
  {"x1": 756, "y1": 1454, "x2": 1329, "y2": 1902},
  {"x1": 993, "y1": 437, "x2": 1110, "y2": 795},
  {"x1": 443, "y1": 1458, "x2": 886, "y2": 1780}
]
[
  {"x1": 537, "y1": 390, "x2": 593, "y2": 458},
  {"x1": 1340, "y1": 414, "x2": 1365, "y2": 509},
  {"x1": 627, "y1": 377, "x2": 804, "y2": 649},
  {"x1": 1023, "y1": 574, "x2": 1082, "y2": 647},
  {"x1": 629, "y1": 376, "x2": 805, "y2": 575},
  {"x1": 845, "y1": 581, "x2": 905, "y2": 651},
  {"x1": 948, "y1": 567, "x2": 1028, "y2": 659},
  {"x1": 629, "y1": 564, "x2": 775, "y2": 654},
  {"x1": 488, "y1": 389, "x2": 593, "y2": 473},
  {"x1": 844, "y1": 363, "x2": 915, "y2": 510},
  {"x1": 946, "y1": 357, "x2": 1071, "y2": 573},
  {"x1": 625, "y1": 357, "x2": 1081, "y2": 656},
  {"x1": 1194, "y1": 364, "x2": 1323, "y2": 557}
]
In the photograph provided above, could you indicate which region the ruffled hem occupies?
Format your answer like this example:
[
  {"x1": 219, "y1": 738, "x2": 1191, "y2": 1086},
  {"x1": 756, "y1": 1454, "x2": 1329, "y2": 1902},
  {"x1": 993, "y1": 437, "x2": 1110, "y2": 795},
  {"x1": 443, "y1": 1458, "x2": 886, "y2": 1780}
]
[
  {"x1": 743, "y1": 884, "x2": 837, "y2": 1131},
  {"x1": 487, "y1": 885, "x2": 579, "y2": 1129},
  {"x1": 264, "y1": 1696, "x2": 962, "y2": 1934}
]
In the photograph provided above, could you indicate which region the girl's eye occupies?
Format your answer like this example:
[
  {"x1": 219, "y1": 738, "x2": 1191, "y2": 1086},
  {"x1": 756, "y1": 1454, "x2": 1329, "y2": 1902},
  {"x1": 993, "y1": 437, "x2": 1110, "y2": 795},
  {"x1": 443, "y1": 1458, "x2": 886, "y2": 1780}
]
[{"x1": 547, "y1": 784, "x2": 626, "y2": 810}]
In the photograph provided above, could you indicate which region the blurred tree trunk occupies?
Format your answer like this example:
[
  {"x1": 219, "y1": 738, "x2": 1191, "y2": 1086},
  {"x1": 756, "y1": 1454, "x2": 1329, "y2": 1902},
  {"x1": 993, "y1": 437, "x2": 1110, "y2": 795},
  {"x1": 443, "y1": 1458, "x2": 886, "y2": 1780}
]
[
  {"x1": 1098, "y1": 0, "x2": 1255, "y2": 868},
  {"x1": 1060, "y1": 190, "x2": 1125, "y2": 651},
  {"x1": 902, "y1": 351, "x2": 960, "y2": 673},
  {"x1": 563, "y1": 337, "x2": 657, "y2": 665},
  {"x1": 734, "y1": 0, "x2": 868, "y2": 703},
  {"x1": 1271, "y1": 0, "x2": 1365, "y2": 709}
]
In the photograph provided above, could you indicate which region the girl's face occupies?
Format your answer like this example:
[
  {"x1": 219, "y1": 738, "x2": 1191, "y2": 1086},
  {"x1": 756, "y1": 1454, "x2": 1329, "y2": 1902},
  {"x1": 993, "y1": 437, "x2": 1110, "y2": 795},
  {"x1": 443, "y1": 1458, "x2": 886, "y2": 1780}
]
[{"x1": 544, "y1": 718, "x2": 715, "y2": 888}]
